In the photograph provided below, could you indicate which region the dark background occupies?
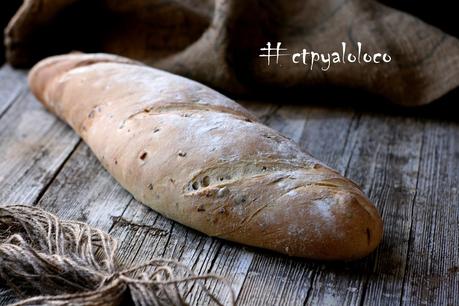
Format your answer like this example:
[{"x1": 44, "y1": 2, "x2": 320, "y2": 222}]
[{"x1": 0, "y1": 0, "x2": 21, "y2": 62}]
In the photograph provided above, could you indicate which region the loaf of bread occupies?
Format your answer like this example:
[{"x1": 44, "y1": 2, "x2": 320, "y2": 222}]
[{"x1": 29, "y1": 53, "x2": 383, "y2": 260}]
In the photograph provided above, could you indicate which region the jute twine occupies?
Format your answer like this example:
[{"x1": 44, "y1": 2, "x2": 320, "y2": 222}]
[{"x1": 0, "y1": 205, "x2": 235, "y2": 306}]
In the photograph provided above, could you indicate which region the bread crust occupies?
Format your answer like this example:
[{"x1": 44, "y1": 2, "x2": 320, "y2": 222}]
[{"x1": 29, "y1": 53, "x2": 383, "y2": 260}]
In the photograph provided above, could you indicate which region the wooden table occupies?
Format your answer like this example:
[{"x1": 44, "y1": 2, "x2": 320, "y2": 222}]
[{"x1": 0, "y1": 64, "x2": 458, "y2": 305}]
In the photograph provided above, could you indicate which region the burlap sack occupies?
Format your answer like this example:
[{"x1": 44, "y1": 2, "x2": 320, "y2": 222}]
[{"x1": 4, "y1": 0, "x2": 459, "y2": 105}]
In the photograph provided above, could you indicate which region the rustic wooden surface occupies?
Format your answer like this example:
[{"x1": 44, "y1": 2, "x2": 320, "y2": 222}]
[{"x1": 0, "y1": 64, "x2": 458, "y2": 305}]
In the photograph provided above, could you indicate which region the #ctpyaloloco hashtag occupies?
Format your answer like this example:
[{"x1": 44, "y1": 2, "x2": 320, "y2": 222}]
[{"x1": 259, "y1": 42, "x2": 392, "y2": 71}]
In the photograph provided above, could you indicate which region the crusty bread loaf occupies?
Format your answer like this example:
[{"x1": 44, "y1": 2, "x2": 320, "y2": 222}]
[{"x1": 28, "y1": 53, "x2": 383, "y2": 260}]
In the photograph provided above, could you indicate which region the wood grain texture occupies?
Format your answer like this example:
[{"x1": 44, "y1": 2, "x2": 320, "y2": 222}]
[
  {"x1": 0, "y1": 66, "x2": 80, "y2": 205},
  {"x1": 399, "y1": 121, "x2": 459, "y2": 305},
  {"x1": 0, "y1": 65, "x2": 458, "y2": 305},
  {"x1": 0, "y1": 65, "x2": 80, "y2": 304},
  {"x1": 0, "y1": 66, "x2": 26, "y2": 118}
]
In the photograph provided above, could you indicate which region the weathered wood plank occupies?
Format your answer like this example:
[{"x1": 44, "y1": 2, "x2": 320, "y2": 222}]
[
  {"x1": 36, "y1": 143, "x2": 133, "y2": 230},
  {"x1": 306, "y1": 114, "x2": 424, "y2": 305},
  {"x1": 0, "y1": 66, "x2": 27, "y2": 120},
  {"x1": 399, "y1": 120, "x2": 459, "y2": 305},
  {"x1": 0, "y1": 67, "x2": 80, "y2": 304},
  {"x1": 353, "y1": 116, "x2": 424, "y2": 305},
  {"x1": 0, "y1": 84, "x2": 80, "y2": 204}
]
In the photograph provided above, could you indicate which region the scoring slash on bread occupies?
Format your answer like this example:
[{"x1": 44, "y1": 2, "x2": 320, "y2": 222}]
[{"x1": 29, "y1": 53, "x2": 383, "y2": 260}]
